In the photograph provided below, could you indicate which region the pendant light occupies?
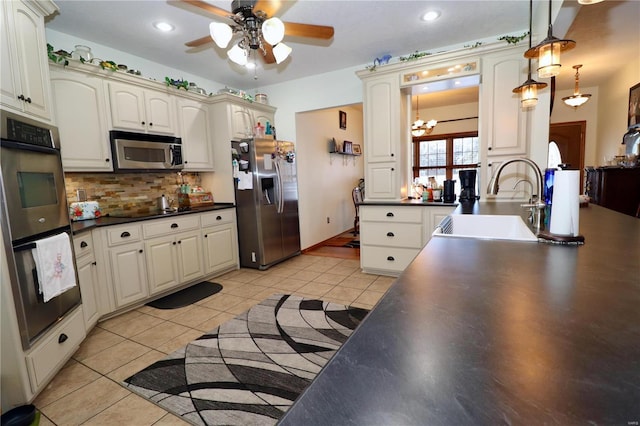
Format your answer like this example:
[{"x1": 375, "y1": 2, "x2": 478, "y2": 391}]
[
  {"x1": 562, "y1": 65, "x2": 591, "y2": 108},
  {"x1": 411, "y1": 96, "x2": 437, "y2": 137},
  {"x1": 524, "y1": 0, "x2": 576, "y2": 79},
  {"x1": 513, "y1": 0, "x2": 547, "y2": 108}
]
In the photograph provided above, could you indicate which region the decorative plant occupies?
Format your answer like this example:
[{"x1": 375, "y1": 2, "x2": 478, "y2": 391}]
[
  {"x1": 498, "y1": 32, "x2": 529, "y2": 45},
  {"x1": 99, "y1": 60, "x2": 117, "y2": 71},
  {"x1": 165, "y1": 77, "x2": 189, "y2": 90},
  {"x1": 399, "y1": 51, "x2": 433, "y2": 62},
  {"x1": 464, "y1": 41, "x2": 483, "y2": 49},
  {"x1": 47, "y1": 43, "x2": 69, "y2": 66}
]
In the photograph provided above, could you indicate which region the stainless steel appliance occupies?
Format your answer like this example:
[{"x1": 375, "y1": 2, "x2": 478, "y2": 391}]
[
  {"x1": 1, "y1": 110, "x2": 81, "y2": 350},
  {"x1": 232, "y1": 138, "x2": 301, "y2": 269},
  {"x1": 110, "y1": 130, "x2": 183, "y2": 172}
]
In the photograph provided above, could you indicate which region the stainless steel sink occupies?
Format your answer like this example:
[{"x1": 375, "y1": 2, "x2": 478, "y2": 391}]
[{"x1": 432, "y1": 215, "x2": 538, "y2": 242}]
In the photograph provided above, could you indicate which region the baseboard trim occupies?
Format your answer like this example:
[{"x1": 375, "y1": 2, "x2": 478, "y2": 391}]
[{"x1": 302, "y1": 228, "x2": 356, "y2": 253}]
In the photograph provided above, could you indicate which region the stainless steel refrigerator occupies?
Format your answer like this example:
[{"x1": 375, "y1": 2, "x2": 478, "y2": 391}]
[{"x1": 232, "y1": 138, "x2": 301, "y2": 269}]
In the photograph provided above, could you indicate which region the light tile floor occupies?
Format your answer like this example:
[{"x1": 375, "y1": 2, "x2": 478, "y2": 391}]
[{"x1": 33, "y1": 254, "x2": 394, "y2": 425}]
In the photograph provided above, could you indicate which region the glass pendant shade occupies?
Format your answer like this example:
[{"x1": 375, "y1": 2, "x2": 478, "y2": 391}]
[
  {"x1": 521, "y1": 85, "x2": 539, "y2": 107},
  {"x1": 209, "y1": 22, "x2": 233, "y2": 49},
  {"x1": 411, "y1": 127, "x2": 426, "y2": 137},
  {"x1": 273, "y1": 43, "x2": 292, "y2": 64},
  {"x1": 262, "y1": 17, "x2": 285, "y2": 45},
  {"x1": 413, "y1": 118, "x2": 425, "y2": 128},
  {"x1": 537, "y1": 42, "x2": 562, "y2": 78},
  {"x1": 227, "y1": 44, "x2": 248, "y2": 66},
  {"x1": 562, "y1": 64, "x2": 591, "y2": 108}
]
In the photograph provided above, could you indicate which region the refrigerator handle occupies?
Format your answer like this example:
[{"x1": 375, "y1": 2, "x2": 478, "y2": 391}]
[{"x1": 274, "y1": 159, "x2": 284, "y2": 214}]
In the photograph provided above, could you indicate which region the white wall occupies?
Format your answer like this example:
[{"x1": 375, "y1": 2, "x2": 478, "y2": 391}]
[
  {"x1": 423, "y1": 102, "x2": 479, "y2": 136},
  {"x1": 550, "y1": 85, "x2": 599, "y2": 167},
  {"x1": 595, "y1": 58, "x2": 640, "y2": 163},
  {"x1": 295, "y1": 105, "x2": 364, "y2": 249}
]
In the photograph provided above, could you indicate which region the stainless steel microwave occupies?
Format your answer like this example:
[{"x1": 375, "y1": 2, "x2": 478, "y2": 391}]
[{"x1": 110, "y1": 130, "x2": 183, "y2": 172}]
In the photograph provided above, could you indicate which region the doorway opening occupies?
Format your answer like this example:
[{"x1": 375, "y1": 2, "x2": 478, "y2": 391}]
[{"x1": 549, "y1": 121, "x2": 586, "y2": 185}]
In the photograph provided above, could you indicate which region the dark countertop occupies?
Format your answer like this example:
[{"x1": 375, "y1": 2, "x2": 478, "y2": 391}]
[
  {"x1": 359, "y1": 198, "x2": 458, "y2": 207},
  {"x1": 279, "y1": 202, "x2": 640, "y2": 425},
  {"x1": 71, "y1": 203, "x2": 235, "y2": 234}
]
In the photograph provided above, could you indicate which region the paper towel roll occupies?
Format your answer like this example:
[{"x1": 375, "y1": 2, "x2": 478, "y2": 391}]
[{"x1": 549, "y1": 170, "x2": 580, "y2": 236}]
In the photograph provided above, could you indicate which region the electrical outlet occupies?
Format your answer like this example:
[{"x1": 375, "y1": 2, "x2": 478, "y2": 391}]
[
  {"x1": 251, "y1": 252, "x2": 256, "y2": 262},
  {"x1": 326, "y1": 217, "x2": 330, "y2": 224}
]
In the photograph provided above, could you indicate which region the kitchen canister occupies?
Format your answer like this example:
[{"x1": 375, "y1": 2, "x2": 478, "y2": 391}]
[{"x1": 255, "y1": 93, "x2": 268, "y2": 104}]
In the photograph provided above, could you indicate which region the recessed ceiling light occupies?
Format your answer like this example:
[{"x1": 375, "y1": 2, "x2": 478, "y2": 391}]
[
  {"x1": 153, "y1": 21, "x2": 174, "y2": 32},
  {"x1": 421, "y1": 10, "x2": 441, "y2": 22}
]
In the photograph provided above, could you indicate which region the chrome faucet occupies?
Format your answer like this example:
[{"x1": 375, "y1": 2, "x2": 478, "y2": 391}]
[{"x1": 487, "y1": 157, "x2": 545, "y2": 231}]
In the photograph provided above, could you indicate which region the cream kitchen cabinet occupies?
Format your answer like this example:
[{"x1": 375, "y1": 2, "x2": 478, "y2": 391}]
[
  {"x1": 360, "y1": 73, "x2": 407, "y2": 200},
  {"x1": 104, "y1": 224, "x2": 148, "y2": 308},
  {"x1": 108, "y1": 81, "x2": 177, "y2": 135},
  {"x1": 73, "y1": 232, "x2": 100, "y2": 330},
  {"x1": 201, "y1": 210, "x2": 238, "y2": 274},
  {"x1": 230, "y1": 104, "x2": 255, "y2": 139},
  {"x1": 50, "y1": 67, "x2": 113, "y2": 171},
  {"x1": 177, "y1": 98, "x2": 214, "y2": 171},
  {"x1": 0, "y1": 0, "x2": 57, "y2": 122},
  {"x1": 143, "y1": 215, "x2": 203, "y2": 296}
]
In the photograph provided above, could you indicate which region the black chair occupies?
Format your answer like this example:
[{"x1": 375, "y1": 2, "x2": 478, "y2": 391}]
[{"x1": 352, "y1": 179, "x2": 364, "y2": 235}]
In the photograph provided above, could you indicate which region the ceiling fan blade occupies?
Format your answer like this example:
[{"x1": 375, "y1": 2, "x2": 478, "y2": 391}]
[
  {"x1": 253, "y1": 0, "x2": 284, "y2": 18},
  {"x1": 262, "y1": 43, "x2": 276, "y2": 64},
  {"x1": 185, "y1": 35, "x2": 213, "y2": 47},
  {"x1": 180, "y1": 0, "x2": 231, "y2": 19},
  {"x1": 283, "y1": 22, "x2": 334, "y2": 39}
]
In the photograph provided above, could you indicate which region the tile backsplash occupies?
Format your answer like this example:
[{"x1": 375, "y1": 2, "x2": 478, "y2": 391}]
[{"x1": 64, "y1": 172, "x2": 201, "y2": 216}]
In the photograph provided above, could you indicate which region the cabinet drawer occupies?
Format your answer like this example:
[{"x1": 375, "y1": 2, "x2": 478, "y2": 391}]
[
  {"x1": 201, "y1": 209, "x2": 235, "y2": 227},
  {"x1": 73, "y1": 232, "x2": 94, "y2": 258},
  {"x1": 361, "y1": 222, "x2": 423, "y2": 248},
  {"x1": 142, "y1": 215, "x2": 200, "y2": 239},
  {"x1": 26, "y1": 307, "x2": 85, "y2": 391},
  {"x1": 360, "y1": 206, "x2": 422, "y2": 223},
  {"x1": 360, "y1": 246, "x2": 420, "y2": 273},
  {"x1": 106, "y1": 224, "x2": 142, "y2": 246}
]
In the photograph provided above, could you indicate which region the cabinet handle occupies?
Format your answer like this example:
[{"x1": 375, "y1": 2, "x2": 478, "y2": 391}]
[
  {"x1": 25, "y1": 97, "x2": 31, "y2": 103},
  {"x1": 171, "y1": 223, "x2": 178, "y2": 228},
  {"x1": 386, "y1": 212, "x2": 394, "y2": 217},
  {"x1": 204, "y1": 234, "x2": 208, "y2": 238},
  {"x1": 149, "y1": 122, "x2": 153, "y2": 126},
  {"x1": 80, "y1": 241, "x2": 88, "y2": 248},
  {"x1": 58, "y1": 333, "x2": 68, "y2": 344},
  {"x1": 105, "y1": 158, "x2": 110, "y2": 163},
  {"x1": 173, "y1": 241, "x2": 176, "y2": 245},
  {"x1": 391, "y1": 168, "x2": 395, "y2": 171},
  {"x1": 121, "y1": 231, "x2": 131, "y2": 238},
  {"x1": 141, "y1": 121, "x2": 145, "y2": 125},
  {"x1": 177, "y1": 240, "x2": 181, "y2": 244},
  {"x1": 386, "y1": 232, "x2": 395, "y2": 237},
  {"x1": 216, "y1": 216, "x2": 222, "y2": 221},
  {"x1": 91, "y1": 261, "x2": 97, "y2": 266},
  {"x1": 488, "y1": 146, "x2": 492, "y2": 151},
  {"x1": 391, "y1": 153, "x2": 394, "y2": 157},
  {"x1": 488, "y1": 163, "x2": 493, "y2": 167},
  {"x1": 17, "y1": 94, "x2": 25, "y2": 101},
  {"x1": 387, "y1": 256, "x2": 395, "y2": 261},
  {"x1": 139, "y1": 249, "x2": 143, "y2": 253}
]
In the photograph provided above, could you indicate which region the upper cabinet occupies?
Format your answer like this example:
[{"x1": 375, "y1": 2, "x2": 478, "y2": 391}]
[
  {"x1": 177, "y1": 98, "x2": 214, "y2": 171},
  {"x1": 108, "y1": 81, "x2": 177, "y2": 135},
  {"x1": 50, "y1": 67, "x2": 113, "y2": 171},
  {"x1": 0, "y1": 0, "x2": 57, "y2": 122}
]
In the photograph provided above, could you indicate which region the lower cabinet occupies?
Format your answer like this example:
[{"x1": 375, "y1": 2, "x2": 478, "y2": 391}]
[
  {"x1": 202, "y1": 210, "x2": 238, "y2": 274},
  {"x1": 360, "y1": 204, "x2": 455, "y2": 276},
  {"x1": 73, "y1": 232, "x2": 100, "y2": 329},
  {"x1": 94, "y1": 208, "x2": 238, "y2": 314}
]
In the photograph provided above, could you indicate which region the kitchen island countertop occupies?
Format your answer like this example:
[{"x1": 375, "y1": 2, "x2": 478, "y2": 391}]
[
  {"x1": 71, "y1": 202, "x2": 236, "y2": 234},
  {"x1": 279, "y1": 202, "x2": 640, "y2": 425}
]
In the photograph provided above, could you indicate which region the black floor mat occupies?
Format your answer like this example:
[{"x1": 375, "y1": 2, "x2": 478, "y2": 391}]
[
  {"x1": 146, "y1": 282, "x2": 223, "y2": 309},
  {"x1": 343, "y1": 240, "x2": 360, "y2": 248}
]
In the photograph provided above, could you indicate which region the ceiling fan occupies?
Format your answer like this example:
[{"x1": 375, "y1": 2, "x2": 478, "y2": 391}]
[{"x1": 182, "y1": 0, "x2": 334, "y2": 66}]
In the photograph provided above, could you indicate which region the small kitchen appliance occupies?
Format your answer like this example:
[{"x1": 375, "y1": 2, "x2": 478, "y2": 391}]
[
  {"x1": 443, "y1": 180, "x2": 456, "y2": 203},
  {"x1": 459, "y1": 169, "x2": 479, "y2": 202}
]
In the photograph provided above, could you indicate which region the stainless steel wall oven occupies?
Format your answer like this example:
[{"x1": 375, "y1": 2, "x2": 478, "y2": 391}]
[{"x1": 1, "y1": 110, "x2": 81, "y2": 350}]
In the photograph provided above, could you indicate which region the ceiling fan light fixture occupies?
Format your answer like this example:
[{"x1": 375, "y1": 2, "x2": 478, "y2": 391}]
[
  {"x1": 209, "y1": 22, "x2": 233, "y2": 49},
  {"x1": 227, "y1": 43, "x2": 248, "y2": 66},
  {"x1": 421, "y1": 10, "x2": 440, "y2": 22},
  {"x1": 153, "y1": 21, "x2": 174, "y2": 32},
  {"x1": 262, "y1": 17, "x2": 285, "y2": 45},
  {"x1": 273, "y1": 42, "x2": 292, "y2": 64}
]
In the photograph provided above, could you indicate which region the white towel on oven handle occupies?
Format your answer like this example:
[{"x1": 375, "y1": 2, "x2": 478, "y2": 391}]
[{"x1": 31, "y1": 232, "x2": 76, "y2": 303}]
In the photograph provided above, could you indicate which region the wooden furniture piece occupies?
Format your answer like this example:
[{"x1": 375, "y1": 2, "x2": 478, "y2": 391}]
[{"x1": 585, "y1": 167, "x2": 640, "y2": 217}]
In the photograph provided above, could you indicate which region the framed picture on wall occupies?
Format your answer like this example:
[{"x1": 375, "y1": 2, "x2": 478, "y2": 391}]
[
  {"x1": 343, "y1": 140, "x2": 353, "y2": 154},
  {"x1": 628, "y1": 82, "x2": 640, "y2": 127},
  {"x1": 339, "y1": 110, "x2": 347, "y2": 130},
  {"x1": 352, "y1": 144, "x2": 362, "y2": 155}
]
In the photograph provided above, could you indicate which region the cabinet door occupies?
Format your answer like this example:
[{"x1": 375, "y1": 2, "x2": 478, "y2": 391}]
[
  {"x1": 366, "y1": 162, "x2": 398, "y2": 200},
  {"x1": 253, "y1": 110, "x2": 274, "y2": 131},
  {"x1": 178, "y1": 99, "x2": 214, "y2": 170},
  {"x1": 108, "y1": 82, "x2": 147, "y2": 132},
  {"x1": 0, "y1": 2, "x2": 20, "y2": 111},
  {"x1": 0, "y1": 1, "x2": 52, "y2": 121},
  {"x1": 144, "y1": 90, "x2": 176, "y2": 135},
  {"x1": 50, "y1": 69, "x2": 113, "y2": 171},
  {"x1": 203, "y1": 224, "x2": 238, "y2": 273},
  {"x1": 109, "y1": 242, "x2": 148, "y2": 307},
  {"x1": 363, "y1": 75, "x2": 400, "y2": 163},
  {"x1": 76, "y1": 256, "x2": 100, "y2": 329},
  {"x1": 230, "y1": 104, "x2": 254, "y2": 139},
  {"x1": 176, "y1": 230, "x2": 204, "y2": 282},
  {"x1": 145, "y1": 235, "x2": 180, "y2": 295}
]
